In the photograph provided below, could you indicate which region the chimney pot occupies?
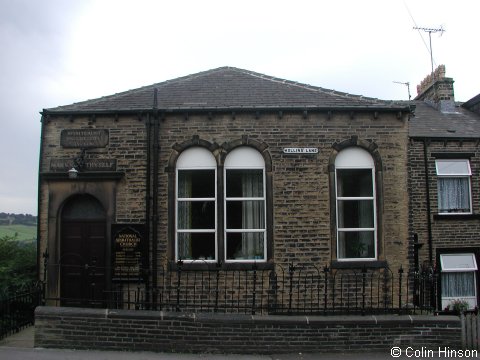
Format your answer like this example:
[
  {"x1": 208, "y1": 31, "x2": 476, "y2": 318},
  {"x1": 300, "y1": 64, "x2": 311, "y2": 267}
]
[{"x1": 415, "y1": 65, "x2": 455, "y2": 113}]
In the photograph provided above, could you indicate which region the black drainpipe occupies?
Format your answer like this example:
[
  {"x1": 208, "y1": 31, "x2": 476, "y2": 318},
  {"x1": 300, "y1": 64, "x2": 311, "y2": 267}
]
[
  {"x1": 423, "y1": 138, "x2": 433, "y2": 265},
  {"x1": 36, "y1": 114, "x2": 46, "y2": 282},
  {"x1": 151, "y1": 90, "x2": 160, "y2": 304},
  {"x1": 144, "y1": 113, "x2": 152, "y2": 305}
]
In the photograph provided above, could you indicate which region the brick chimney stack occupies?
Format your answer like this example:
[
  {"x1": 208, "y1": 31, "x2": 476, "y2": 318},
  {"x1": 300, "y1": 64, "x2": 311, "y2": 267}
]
[{"x1": 414, "y1": 65, "x2": 456, "y2": 113}]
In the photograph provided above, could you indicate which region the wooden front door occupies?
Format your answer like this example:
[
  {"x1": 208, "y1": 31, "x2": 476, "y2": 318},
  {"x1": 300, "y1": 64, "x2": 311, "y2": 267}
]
[{"x1": 60, "y1": 195, "x2": 107, "y2": 307}]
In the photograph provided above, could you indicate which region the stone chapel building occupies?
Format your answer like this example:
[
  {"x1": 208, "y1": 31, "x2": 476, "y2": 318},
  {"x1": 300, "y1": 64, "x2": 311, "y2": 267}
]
[{"x1": 38, "y1": 67, "x2": 413, "y2": 306}]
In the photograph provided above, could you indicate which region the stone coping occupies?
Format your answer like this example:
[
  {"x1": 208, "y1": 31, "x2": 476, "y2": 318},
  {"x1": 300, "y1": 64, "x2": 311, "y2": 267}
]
[{"x1": 35, "y1": 306, "x2": 460, "y2": 326}]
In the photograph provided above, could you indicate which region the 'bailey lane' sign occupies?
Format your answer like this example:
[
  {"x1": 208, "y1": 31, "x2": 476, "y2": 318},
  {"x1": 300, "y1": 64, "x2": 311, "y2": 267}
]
[
  {"x1": 61, "y1": 129, "x2": 109, "y2": 148},
  {"x1": 283, "y1": 147, "x2": 318, "y2": 154}
]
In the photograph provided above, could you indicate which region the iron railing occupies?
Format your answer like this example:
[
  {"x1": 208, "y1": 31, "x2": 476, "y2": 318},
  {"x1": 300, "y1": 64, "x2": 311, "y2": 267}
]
[
  {"x1": 0, "y1": 284, "x2": 42, "y2": 340},
  {"x1": 42, "y1": 261, "x2": 439, "y2": 316}
]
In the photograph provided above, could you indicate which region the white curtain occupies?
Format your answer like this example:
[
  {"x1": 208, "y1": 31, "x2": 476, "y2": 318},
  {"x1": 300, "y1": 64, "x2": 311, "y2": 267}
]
[
  {"x1": 357, "y1": 200, "x2": 374, "y2": 257},
  {"x1": 178, "y1": 171, "x2": 192, "y2": 259},
  {"x1": 442, "y1": 272, "x2": 476, "y2": 297},
  {"x1": 438, "y1": 178, "x2": 470, "y2": 212},
  {"x1": 241, "y1": 171, "x2": 264, "y2": 258}
]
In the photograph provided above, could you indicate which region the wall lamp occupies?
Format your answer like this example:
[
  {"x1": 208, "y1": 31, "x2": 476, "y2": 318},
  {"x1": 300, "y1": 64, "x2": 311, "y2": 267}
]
[
  {"x1": 68, "y1": 148, "x2": 86, "y2": 179},
  {"x1": 68, "y1": 167, "x2": 78, "y2": 179}
]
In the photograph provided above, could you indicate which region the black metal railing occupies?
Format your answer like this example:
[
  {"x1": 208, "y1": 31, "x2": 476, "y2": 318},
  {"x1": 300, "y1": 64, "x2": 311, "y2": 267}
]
[
  {"x1": 0, "y1": 284, "x2": 42, "y2": 340},
  {"x1": 42, "y1": 261, "x2": 439, "y2": 316}
]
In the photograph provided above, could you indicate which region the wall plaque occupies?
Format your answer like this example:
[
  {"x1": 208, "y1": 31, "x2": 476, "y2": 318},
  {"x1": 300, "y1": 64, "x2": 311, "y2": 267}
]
[
  {"x1": 112, "y1": 224, "x2": 146, "y2": 282},
  {"x1": 283, "y1": 147, "x2": 318, "y2": 154},
  {"x1": 61, "y1": 129, "x2": 109, "y2": 148},
  {"x1": 50, "y1": 158, "x2": 117, "y2": 172}
]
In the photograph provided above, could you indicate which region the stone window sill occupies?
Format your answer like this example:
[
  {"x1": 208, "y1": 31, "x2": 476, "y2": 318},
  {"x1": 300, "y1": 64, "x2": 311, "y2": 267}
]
[
  {"x1": 330, "y1": 260, "x2": 387, "y2": 269},
  {"x1": 169, "y1": 261, "x2": 275, "y2": 271},
  {"x1": 433, "y1": 214, "x2": 480, "y2": 220}
]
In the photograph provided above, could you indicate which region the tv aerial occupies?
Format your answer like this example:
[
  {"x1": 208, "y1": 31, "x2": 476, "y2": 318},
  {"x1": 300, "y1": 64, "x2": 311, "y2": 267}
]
[
  {"x1": 393, "y1": 81, "x2": 411, "y2": 101},
  {"x1": 413, "y1": 26, "x2": 445, "y2": 74}
]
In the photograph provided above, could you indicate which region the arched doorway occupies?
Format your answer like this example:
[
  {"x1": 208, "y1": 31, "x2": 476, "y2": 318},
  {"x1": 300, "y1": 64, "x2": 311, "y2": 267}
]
[{"x1": 60, "y1": 194, "x2": 107, "y2": 306}]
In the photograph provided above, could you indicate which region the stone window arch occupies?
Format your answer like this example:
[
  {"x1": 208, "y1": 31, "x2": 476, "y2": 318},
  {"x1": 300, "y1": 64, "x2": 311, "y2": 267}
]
[
  {"x1": 167, "y1": 136, "x2": 273, "y2": 266},
  {"x1": 329, "y1": 136, "x2": 384, "y2": 264},
  {"x1": 224, "y1": 146, "x2": 267, "y2": 262}
]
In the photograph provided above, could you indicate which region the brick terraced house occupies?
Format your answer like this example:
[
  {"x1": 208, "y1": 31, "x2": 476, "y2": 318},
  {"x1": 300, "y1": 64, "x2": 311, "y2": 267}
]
[
  {"x1": 37, "y1": 67, "x2": 425, "y2": 311},
  {"x1": 409, "y1": 65, "x2": 480, "y2": 311}
]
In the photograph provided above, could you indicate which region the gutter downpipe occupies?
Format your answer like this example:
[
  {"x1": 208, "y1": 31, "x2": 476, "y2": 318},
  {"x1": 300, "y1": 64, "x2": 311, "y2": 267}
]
[
  {"x1": 151, "y1": 91, "x2": 160, "y2": 307},
  {"x1": 36, "y1": 114, "x2": 46, "y2": 285},
  {"x1": 145, "y1": 113, "x2": 152, "y2": 307},
  {"x1": 423, "y1": 138, "x2": 433, "y2": 265}
]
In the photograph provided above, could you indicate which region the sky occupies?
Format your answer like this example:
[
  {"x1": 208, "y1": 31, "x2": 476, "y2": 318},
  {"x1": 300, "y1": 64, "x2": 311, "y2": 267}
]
[{"x1": 0, "y1": 0, "x2": 479, "y2": 215}]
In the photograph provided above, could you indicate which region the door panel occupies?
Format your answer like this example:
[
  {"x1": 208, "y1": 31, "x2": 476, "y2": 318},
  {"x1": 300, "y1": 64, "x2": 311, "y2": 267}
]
[
  {"x1": 61, "y1": 220, "x2": 106, "y2": 307},
  {"x1": 85, "y1": 222, "x2": 106, "y2": 305}
]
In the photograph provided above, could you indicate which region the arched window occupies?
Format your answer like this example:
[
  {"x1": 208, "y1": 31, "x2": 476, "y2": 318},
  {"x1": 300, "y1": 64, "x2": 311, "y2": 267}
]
[
  {"x1": 335, "y1": 147, "x2": 376, "y2": 260},
  {"x1": 224, "y1": 147, "x2": 266, "y2": 262},
  {"x1": 176, "y1": 147, "x2": 217, "y2": 261},
  {"x1": 173, "y1": 143, "x2": 270, "y2": 264}
]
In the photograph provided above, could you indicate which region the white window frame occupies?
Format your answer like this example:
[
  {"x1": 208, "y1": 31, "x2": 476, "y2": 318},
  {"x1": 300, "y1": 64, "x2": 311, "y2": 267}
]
[
  {"x1": 440, "y1": 253, "x2": 478, "y2": 310},
  {"x1": 224, "y1": 147, "x2": 267, "y2": 263},
  {"x1": 435, "y1": 159, "x2": 472, "y2": 215},
  {"x1": 335, "y1": 147, "x2": 377, "y2": 261},
  {"x1": 175, "y1": 147, "x2": 217, "y2": 263}
]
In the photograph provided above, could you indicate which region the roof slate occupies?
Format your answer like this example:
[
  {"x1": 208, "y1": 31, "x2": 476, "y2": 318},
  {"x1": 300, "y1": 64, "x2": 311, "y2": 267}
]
[
  {"x1": 44, "y1": 67, "x2": 407, "y2": 113},
  {"x1": 410, "y1": 101, "x2": 480, "y2": 138}
]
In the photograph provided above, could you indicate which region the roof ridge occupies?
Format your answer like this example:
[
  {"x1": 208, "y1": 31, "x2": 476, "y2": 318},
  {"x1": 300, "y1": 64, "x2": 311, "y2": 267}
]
[
  {"x1": 226, "y1": 67, "x2": 394, "y2": 105},
  {"x1": 153, "y1": 66, "x2": 231, "y2": 88}
]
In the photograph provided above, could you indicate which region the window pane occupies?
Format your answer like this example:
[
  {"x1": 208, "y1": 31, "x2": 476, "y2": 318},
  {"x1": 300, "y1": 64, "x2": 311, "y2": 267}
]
[
  {"x1": 178, "y1": 170, "x2": 215, "y2": 198},
  {"x1": 338, "y1": 231, "x2": 375, "y2": 259},
  {"x1": 177, "y1": 232, "x2": 215, "y2": 260},
  {"x1": 226, "y1": 232, "x2": 264, "y2": 260},
  {"x1": 226, "y1": 200, "x2": 265, "y2": 229},
  {"x1": 336, "y1": 169, "x2": 373, "y2": 197},
  {"x1": 337, "y1": 200, "x2": 374, "y2": 228},
  {"x1": 177, "y1": 201, "x2": 215, "y2": 229},
  {"x1": 436, "y1": 160, "x2": 471, "y2": 175},
  {"x1": 442, "y1": 272, "x2": 476, "y2": 297},
  {"x1": 438, "y1": 177, "x2": 470, "y2": 213},
  {"x1": 441, "y1": 254, "x2": 477, "y2": 271},
  {"x1": 62, "y1": 195, "x2": 105, "y2": 220},
  {"x1": 226, "y1": 169, "x2": 263, "y2": 197}
]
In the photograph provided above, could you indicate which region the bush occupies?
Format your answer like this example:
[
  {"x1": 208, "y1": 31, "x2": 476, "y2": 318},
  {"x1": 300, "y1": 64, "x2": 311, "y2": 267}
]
[{"x1": 0, "y1": 234, "x2": 37, "y2": 294}]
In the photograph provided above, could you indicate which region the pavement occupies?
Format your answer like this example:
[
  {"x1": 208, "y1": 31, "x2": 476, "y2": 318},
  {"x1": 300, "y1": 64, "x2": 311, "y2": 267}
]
[
  {"x1": 0, "y1": 326, "x2": 34, "y2": 348},
  {"x1": 0, "y1": 327, "x2": 471, "y2": 359}
]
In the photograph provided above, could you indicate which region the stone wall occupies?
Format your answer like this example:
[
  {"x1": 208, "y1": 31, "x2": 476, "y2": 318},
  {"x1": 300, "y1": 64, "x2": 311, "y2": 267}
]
[
  {"x1": 156, "y1": 111, "x2": 409, "y2": 270},
  {"x1": 38, "y1": 115, "x2": 148, "y2": 300},
  {"x1": 34, "y1": 306, "x2": 461, "y2": 354},
  {"x1": 38, "y1": 109, "x2": 410, "y2": 293},
  {"x1": 39, "y1": 115, "x2": 147, "y2": 223}
]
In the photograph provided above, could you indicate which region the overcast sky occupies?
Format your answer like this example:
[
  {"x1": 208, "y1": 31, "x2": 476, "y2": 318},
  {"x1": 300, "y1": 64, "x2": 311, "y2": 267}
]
[{"x1": 1, "y1": 0, "x2": 479, "y2": 215}]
